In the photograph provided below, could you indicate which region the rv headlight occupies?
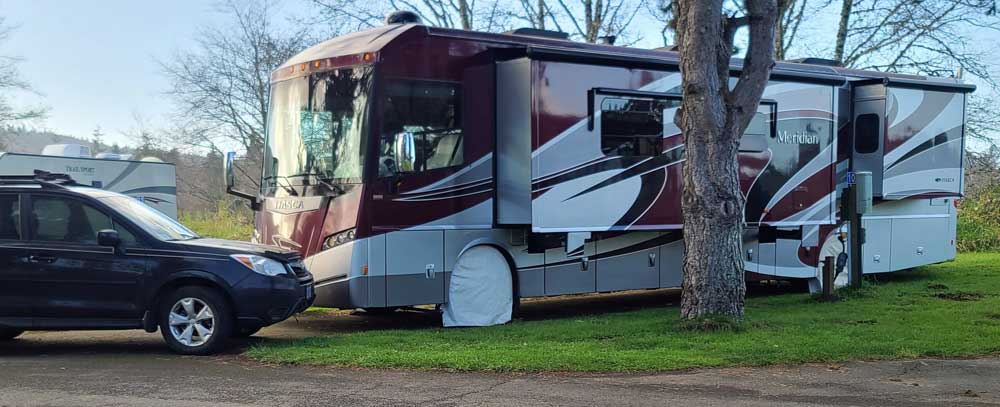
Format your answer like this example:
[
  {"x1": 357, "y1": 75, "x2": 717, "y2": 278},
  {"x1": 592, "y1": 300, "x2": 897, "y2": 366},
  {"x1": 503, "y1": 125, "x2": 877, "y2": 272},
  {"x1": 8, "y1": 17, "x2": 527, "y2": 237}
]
[
  {"x1": 231, "y1": 254, "x2": 289, "y2": 277},
  {"x1": 323, "y1": 228, "x2": 356, "y2": 250}
]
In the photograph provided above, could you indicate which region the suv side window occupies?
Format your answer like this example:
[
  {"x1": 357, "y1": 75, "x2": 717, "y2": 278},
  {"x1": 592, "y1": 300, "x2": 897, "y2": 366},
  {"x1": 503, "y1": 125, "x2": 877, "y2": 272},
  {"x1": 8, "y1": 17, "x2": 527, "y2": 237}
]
[
  {"x1": 31, "y1": 196, "x2": 113, "y2": 245},
  {"x1": 113, "y1": 220, "x2": 140, "y2": 246},
  {"x1": 0, "y1": 194, "x2": 20, "y2": 240}
]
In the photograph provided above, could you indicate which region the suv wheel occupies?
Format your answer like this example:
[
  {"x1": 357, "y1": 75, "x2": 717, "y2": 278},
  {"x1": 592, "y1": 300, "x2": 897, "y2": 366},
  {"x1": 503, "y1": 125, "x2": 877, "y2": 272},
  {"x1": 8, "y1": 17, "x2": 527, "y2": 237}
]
[
  {"x1": 0, "y1": 328, "x2": 23, "y2": 341},
  {"x1": 158, "y1": 286, "x2": 233, "y2": 355}
]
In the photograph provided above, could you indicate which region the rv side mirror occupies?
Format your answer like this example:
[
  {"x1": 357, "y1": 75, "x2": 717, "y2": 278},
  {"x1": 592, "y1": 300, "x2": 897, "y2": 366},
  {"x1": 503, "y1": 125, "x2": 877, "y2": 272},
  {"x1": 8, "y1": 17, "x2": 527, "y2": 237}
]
[
  {"x1": 224, "y1": 151, "x2": 237, "y2": 189},
  {"x1": 394, "y1": 132, "x2": 416, "y2": 173},
  {"x1": 222, "y1": 151, "x2": 261, "y2": 210},
  {"x1": 97, "y1": 229, "x2": 121, "y2": 248}
]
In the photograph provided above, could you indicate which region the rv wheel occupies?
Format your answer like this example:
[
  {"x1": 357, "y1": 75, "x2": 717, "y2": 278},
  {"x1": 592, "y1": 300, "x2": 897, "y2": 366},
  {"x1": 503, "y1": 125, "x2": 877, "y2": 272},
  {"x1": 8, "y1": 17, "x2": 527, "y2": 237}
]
[{"x1": 441, "y1": 246, "x2": 514, "y2": 327}]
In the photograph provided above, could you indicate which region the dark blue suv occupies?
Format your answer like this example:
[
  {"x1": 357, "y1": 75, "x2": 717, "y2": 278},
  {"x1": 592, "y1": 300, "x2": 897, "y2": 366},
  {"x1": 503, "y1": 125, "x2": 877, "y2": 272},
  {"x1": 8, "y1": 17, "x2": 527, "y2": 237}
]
[{"x1": 0, "y1": 172, "x2": 314, "y2": 355}]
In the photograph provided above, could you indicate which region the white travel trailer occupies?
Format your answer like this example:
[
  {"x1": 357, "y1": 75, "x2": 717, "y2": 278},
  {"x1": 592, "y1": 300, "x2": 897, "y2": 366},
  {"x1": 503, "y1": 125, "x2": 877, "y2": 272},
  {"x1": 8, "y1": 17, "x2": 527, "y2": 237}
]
[
  {"x1": 41, "y1": 144, "x2": 92, "y2": 158},
  {"x1": 0, "y1": 152, "x2": 178, "y2": 219}
]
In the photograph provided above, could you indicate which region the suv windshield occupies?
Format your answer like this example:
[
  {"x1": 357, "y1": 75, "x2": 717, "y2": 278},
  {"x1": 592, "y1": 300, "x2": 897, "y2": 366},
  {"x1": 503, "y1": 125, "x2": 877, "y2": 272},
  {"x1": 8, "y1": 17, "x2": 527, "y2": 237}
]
[
  {"x1": 99, "y1": 196, "x2": 198, "y2": 241},
  {"x1": 263, "y1": 67, "x2": 373, "y2": 195}
]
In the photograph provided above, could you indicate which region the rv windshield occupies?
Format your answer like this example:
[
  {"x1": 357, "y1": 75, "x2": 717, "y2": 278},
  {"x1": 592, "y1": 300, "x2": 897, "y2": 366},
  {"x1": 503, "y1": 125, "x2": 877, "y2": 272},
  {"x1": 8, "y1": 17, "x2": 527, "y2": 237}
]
[{"x1": 263, "y1": 67, "x2": 373, "y2": 194}]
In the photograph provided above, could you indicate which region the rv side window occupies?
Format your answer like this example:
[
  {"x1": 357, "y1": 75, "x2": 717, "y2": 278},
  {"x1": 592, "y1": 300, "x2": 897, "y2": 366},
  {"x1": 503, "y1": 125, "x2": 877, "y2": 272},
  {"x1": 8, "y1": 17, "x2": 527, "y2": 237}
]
[
  {"x1": 855, "y1": 113, "x2": 880, "y2": 154},
  {"x1": 600, "y1": 97, "x2": 679, "y2": 158},
  {"x1": 379, "y1": 80, "x2": 463, "y2": 176},
  {"x1": 738, "y1": 103, "x2": 775, "y2": 153},
  {"x1": 0, "y1": 194, "x2": 19, "y2": 240}
]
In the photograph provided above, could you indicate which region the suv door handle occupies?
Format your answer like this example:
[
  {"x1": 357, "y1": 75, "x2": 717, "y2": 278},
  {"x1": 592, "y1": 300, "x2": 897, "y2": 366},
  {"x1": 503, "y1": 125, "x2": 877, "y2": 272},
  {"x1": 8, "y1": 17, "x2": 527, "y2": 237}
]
[{"x1": 29, "y1": 255, "x2": 57, "y2": 264}]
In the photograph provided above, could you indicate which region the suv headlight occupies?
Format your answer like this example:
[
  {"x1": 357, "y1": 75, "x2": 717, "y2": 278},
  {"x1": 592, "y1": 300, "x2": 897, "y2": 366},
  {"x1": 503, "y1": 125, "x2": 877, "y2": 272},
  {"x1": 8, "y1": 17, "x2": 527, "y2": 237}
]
[
  {"x1": 323, "y1": 228, "x2": 355, "y2": 250},
  {"x1": 231, "y1": 254, "x2": 289, "y2": 277}
]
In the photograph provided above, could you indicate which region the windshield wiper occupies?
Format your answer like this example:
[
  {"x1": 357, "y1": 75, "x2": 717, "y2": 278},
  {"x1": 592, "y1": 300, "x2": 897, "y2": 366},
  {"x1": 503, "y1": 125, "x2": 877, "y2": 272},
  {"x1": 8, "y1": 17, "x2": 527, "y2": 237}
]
[
  {"x1": 262, "y1": 175, "x2": 300, "y2": 196},
  {"x1": 286, "y1": 173, "x2": 347, "y2": 195}
]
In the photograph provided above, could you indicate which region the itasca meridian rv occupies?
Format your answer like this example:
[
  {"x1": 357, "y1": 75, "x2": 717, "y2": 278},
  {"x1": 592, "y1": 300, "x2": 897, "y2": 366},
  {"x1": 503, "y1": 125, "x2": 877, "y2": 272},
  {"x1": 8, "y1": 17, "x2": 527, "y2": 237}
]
[{"x1": 225, "y1": 21, "x2": 972, "y2": 326}]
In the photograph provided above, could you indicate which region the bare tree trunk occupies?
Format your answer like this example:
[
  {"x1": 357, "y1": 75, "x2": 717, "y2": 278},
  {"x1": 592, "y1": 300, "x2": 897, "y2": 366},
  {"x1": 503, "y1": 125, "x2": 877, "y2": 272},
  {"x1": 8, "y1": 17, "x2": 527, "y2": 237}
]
[
  {"x1": 538, "y1": 0, "x2": 547, "y2": 29},
  {"x1": 458, "y1": 0, "x2": 472, "y2": 29},
  {"x1": 674, "y1": 0, "x2": 777, "y2": 321},
  {"x1": 833, "y1": 0, "x2": 852, "y2": 62}
]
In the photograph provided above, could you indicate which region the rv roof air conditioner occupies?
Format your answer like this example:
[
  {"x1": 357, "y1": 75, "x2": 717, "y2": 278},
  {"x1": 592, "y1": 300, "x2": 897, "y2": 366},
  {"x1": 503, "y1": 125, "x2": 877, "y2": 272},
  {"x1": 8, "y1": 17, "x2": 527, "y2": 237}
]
[
  {"x1": 785, "y1": 57, "x2": 843, "y2": 67},
  {"x1": 504, "y1": 27, "x2": 570, "y2": 40},
  {"x1": 385, "y1": 10, "x2": 422, "y2": 25}
]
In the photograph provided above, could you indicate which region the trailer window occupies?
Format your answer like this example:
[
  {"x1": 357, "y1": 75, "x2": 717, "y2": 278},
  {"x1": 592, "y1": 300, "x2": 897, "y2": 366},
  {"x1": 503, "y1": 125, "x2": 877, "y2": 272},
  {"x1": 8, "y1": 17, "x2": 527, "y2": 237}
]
[
  {"x1": 0, "y1": 195, "x2": 19, "y2": 240},
  {"x1": 855, "y1": 113, "x2": 880, "y2": 154},
  {"x1": 600, "y1": 97, "x2": 679, "y2": 158},
  {"x1": 379, "y1": 80, "x2": 463, "y2": 176}
]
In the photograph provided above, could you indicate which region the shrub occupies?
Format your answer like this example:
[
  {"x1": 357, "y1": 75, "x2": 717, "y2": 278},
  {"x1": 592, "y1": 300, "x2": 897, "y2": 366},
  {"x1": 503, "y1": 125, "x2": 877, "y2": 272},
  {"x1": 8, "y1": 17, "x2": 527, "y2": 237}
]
[
  {"x1": 957, "y1": 184, "x2": 1000, "y2": 252},
  {"x1": 179, "y1": 203, "x2": 254, "y2": 241}
]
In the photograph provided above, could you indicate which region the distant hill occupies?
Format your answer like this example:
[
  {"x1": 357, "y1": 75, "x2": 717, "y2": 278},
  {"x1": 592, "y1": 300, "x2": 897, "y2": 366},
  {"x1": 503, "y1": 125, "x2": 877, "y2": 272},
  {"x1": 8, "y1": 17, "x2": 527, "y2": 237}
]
[{"x1": 0, "y1": 126, "x2": 132, "y2": 156}]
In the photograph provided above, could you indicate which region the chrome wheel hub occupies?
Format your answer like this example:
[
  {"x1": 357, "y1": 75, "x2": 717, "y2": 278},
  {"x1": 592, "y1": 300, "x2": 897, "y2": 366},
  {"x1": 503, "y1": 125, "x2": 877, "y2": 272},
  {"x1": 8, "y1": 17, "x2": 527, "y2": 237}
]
[{"x1": 168, "y1": 298, "x2": 215, "y2": 347}]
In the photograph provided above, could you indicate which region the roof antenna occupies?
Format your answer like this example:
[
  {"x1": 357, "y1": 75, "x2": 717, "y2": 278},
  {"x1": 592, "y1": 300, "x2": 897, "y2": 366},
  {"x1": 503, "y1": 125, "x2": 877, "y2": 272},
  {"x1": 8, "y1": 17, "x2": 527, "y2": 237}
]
[{"x1": 385, "y1": 11, "x2": 422, "y2": 25}]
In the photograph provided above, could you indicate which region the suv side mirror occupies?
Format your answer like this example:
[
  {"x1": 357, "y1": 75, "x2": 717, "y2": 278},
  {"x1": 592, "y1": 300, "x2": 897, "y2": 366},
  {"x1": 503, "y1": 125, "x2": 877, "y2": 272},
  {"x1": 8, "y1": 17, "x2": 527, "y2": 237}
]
[
  {"x1": 394, "y1": 132, "x2": 416, "y2": 173},
  {"x1": 223, "y1": 151, "x2": 261, "y2": 211},
  {"x1": 97, "y1": 229, "x2": 121, "y2": 248}
]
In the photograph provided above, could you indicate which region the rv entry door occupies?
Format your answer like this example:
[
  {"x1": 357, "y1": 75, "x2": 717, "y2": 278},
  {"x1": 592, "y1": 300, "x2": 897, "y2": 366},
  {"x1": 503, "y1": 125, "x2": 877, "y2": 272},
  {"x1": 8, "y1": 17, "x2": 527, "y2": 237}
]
[{"x1": 851, "y1": 84, "x2": 886, "y2": 197}]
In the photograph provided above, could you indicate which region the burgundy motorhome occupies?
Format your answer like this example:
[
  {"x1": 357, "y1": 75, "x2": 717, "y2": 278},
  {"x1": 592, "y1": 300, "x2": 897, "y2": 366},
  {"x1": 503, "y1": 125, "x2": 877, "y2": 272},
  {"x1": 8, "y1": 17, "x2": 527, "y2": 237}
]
[{"x1": 227, "y1": 21, "x2": 972, "y2": 325}]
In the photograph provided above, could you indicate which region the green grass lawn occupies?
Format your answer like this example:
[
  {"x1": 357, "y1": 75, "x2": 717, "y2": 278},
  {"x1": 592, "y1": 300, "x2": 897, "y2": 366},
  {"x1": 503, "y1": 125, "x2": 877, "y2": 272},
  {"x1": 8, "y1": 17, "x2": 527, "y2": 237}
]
[{"x1": 246, "y1": 253, "x2": 1000, "y2": 372}]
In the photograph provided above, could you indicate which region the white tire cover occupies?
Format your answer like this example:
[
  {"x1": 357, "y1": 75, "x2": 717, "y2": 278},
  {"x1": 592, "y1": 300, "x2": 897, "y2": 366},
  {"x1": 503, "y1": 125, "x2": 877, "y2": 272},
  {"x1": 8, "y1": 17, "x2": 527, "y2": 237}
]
[
  {"x1": 813, "y1": 227, "x2": 850, "y2": 292},
  {"x1": 441, "y1": 246, "x2": 513, "y2": 327}
]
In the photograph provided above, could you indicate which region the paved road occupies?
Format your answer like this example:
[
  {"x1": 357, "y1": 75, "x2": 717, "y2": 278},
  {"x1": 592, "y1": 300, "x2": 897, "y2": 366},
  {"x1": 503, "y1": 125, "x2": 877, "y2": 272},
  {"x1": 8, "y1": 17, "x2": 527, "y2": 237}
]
[{"x1": 1, "y1": 289, "x2": 998, "y2": 406}]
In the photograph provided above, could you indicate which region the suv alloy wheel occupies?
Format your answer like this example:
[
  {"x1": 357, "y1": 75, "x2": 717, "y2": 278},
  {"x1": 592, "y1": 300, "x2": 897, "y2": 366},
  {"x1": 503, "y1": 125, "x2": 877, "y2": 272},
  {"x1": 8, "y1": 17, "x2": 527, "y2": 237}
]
[{"x1": 158, "y1": 286, "x2": 233, "y2": 355}]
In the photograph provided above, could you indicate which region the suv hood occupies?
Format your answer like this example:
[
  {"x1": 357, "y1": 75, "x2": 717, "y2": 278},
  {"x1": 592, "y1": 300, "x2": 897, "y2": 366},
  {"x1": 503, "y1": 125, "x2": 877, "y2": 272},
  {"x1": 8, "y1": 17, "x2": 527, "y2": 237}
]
[{"x1": 169, "y1": 238, "x2": 299, "y2": 261}]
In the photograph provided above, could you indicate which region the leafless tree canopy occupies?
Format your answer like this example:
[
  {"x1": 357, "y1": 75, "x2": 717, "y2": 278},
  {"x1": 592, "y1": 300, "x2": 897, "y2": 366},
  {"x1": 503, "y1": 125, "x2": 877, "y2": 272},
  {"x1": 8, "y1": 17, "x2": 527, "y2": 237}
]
[
  {"x1": 0, "y1": 17, "x2": 46, "y2": 128},
  {"x1": 159, "y1": 0, "x2": 313, "y2": 190},
  {"x1": 306, "y1": 0, "x2": 510, "y2": 31},
  {"x1": 306, "y1": 0, "x2": 644, "y2": 43}
]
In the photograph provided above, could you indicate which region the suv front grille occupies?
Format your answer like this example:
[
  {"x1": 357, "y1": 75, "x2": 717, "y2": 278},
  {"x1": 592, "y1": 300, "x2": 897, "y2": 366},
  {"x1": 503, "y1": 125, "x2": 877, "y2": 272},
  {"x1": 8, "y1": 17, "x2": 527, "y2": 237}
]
[{"x1": 288, "y1": 260, "x2": 313, "y2": 286}]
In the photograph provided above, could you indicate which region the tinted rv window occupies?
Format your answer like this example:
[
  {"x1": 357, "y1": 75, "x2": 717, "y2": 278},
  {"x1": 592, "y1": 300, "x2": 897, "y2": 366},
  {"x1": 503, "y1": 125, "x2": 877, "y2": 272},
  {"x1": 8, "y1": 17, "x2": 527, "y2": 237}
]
[
  {"x1": 600, "y1": 97, "x2": 680, "y2": 158},
  {"x1": 738, "y1": 103, "x2": 775, "y2": 153},
  {"x1": 855, "y1": 113, "x2": 880, "y2": 154},
  {"x1": 379, "y1": 80, "x2": 463, "y2": 176},
  {"x1": 0, "y1": 195, "x2": 19, "y2": 240}
]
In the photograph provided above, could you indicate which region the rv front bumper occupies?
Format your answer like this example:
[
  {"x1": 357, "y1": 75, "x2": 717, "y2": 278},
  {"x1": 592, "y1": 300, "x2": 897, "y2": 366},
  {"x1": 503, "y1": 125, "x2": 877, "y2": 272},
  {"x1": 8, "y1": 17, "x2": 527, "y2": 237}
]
[{"x1": 306, "y1": 238, "x2": 383, "y2": 309}]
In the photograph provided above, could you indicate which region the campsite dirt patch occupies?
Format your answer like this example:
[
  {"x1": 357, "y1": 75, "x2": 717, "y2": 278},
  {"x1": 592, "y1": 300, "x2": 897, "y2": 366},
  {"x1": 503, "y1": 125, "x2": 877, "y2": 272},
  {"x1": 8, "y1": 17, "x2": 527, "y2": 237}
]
[{"x1": 929, "y1": 291, "x2": 986, "y2": 301}]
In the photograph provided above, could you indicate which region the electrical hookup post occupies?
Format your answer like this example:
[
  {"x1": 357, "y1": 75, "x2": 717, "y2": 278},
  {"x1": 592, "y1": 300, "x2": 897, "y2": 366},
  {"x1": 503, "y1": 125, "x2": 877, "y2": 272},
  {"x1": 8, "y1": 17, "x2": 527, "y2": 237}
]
[{"x1": 845, "y1": 171, "x2": 873, "y2": 288}]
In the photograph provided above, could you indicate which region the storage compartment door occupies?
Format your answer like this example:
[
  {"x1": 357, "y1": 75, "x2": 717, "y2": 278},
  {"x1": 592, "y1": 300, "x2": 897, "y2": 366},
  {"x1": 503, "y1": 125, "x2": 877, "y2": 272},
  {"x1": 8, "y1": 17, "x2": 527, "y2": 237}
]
[
  {"x1": 890, "y1": 216, "x2": 953, "y2": 270},
  {"x1": 596, "y1": 232, "x2": 659, "y2": 292},
  {"x1": 386, "y1": 231, "x2": 444, "y2": 306},
  {"x1": 860, "y1": 218, "x2": 891, "y2": 273}
]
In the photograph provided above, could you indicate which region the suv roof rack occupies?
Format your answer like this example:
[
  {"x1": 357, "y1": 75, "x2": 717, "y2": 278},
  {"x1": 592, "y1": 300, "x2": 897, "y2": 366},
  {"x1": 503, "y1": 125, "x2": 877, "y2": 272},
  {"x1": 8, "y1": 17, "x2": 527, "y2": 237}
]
[{"x1": 0, "y1": 170, "x2": 78, "y2": 189}]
